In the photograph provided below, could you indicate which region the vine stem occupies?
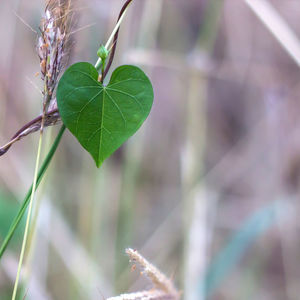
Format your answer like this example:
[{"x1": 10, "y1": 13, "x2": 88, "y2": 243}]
[
  {"x1": 104, "y1": 3, "x2": 129, "y2": 50},
  {"x1": 95, "y1": 0, "x2": 133, "y2": 70},
  {"x1": 11, "y1": 127, "x2": 44, "y2": 300}
]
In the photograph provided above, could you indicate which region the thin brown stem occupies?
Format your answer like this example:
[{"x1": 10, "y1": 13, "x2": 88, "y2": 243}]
[
  {"x1": 0, "y1": 108, "x2": 59, "y2": 156},
  {"x1": 103, "y1": 0, "x2": 133, "y2": 78}
]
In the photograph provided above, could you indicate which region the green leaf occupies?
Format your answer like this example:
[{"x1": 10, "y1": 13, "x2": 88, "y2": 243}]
[{"x1": 57, "y1": 62, "x2": 153, "y2": 167}]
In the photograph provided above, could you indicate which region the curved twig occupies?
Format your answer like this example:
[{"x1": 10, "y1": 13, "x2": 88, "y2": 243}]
[
  {"x1": 0, "y1": 108, "x2": 59, "y2": 156},
  {"x1": 103, "y1": 0, "x2": 133, "y2": 78}
]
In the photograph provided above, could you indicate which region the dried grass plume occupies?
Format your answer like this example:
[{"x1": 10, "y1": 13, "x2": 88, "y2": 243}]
[
  {"x1": 107, "y1": 248, "x2": 180, "y2": 300},
  {"x1": 37, "y1": 0, "x2": 75, "y2": 111}
]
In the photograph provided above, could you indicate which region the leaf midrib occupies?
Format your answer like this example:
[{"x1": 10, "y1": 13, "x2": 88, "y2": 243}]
[
  {"x1": 99, "y1": 86, "x2": 106, "y2": 166},
  {"x1": 76, "y1": 88, "x2": 103, "y2": 136}
]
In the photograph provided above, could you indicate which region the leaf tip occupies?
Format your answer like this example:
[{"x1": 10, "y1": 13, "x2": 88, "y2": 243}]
[{"x1": 96, "y1": 160, "x2": 103, "y2": 168}]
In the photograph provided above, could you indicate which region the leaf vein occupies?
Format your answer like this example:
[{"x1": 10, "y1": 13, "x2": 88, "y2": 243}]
[
  {"x1": 104, "y1": 90, "x2": 127, "y2": 126},
  {"x1": 108, "y1": 78, "x2": 146, "y2": 88},
  {"x1": 63, "y1": 86, "x2": 100, "y2": 101},
  {"x1": 69, "y1": 70, "x2": 100, "y2": 85},
  {"x1": 106, "y1": 87, "x2": 144, "y2": 112},
  {"x1": 75, "y1": 89, "x2": 103, "y2": 135}
]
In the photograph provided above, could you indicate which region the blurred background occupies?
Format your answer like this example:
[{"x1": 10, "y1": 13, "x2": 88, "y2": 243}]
[{"x1": 1, "y1": 0, "x2": 300, "y2": 299}]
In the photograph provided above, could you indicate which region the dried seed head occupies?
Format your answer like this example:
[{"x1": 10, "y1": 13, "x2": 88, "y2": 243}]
[
  {"x1": 37, "y1": 0, "x2": 75, "y2": 111},
  {"x1": 126, "y1": 248, "x2": 178, "y2": 296},
  {"x1": 107, "y1": 290, "x2": 176, "y2": 300},
  {"x1": 107, "y1": 249, "x2": 180, "y2": 300}
]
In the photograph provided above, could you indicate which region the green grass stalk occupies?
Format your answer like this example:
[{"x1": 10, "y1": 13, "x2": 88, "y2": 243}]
[
  {"x1": 0, "y1": 125, "x2": 65, "y2": 260},
  {"x1": 11, "y1": 127, "x2": 45, "y2": 300}
]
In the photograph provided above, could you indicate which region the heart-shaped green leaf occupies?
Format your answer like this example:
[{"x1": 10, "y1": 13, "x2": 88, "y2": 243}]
[{"x1": 57, "y1": 62, "x2": 153, "y2": 167}]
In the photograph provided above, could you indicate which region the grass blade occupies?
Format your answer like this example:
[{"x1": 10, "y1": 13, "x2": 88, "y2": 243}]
[
  {"x1": 200, "y1": 202, "x2": 284, "y2": 297},
  {"x1": 0, "y1": 125, "x2": 65, "y2": 259}
]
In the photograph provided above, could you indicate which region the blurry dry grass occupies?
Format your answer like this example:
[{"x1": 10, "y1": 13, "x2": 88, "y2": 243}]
[
  {"x1": 107, "y1": 248, "x2": 179, "y2": 300},
  {"x1": 1, "y1": 0, "x2": 300, "y2": 300}
]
